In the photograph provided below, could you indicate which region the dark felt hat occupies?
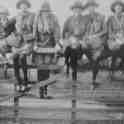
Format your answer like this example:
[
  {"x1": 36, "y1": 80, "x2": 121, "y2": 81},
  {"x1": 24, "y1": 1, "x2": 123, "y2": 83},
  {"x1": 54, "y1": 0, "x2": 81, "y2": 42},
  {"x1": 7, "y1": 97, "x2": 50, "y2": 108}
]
[
  {"x1": 71, "y1": 1, "x2": 84, "y2": 10},
  {"x1": 40, "y1": 1, "x2": 52, "y2": 12},
  {"x1": 83, "y1": 0, "x2": 99, "y2": 10},
  {"x1": 16, "y1": 0, "x2": 31, "y2": 9},
  {"x1": 111, "y1": 0, "x2": 124, "y2": 12}
]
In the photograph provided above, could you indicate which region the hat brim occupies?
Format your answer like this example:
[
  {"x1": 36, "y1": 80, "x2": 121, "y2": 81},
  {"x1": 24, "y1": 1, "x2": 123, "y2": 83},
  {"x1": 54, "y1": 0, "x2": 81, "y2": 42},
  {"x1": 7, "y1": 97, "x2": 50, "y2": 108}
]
[
  {"x1": 111, "y1": 1, "x2": 124, "y2": 12},
  {"x1": 16, "y1": 1, "x2": 31, "y2": 9},
  {"x1": 71, "y1": 5, "x2": 84, "y2": 10},
  {"x1": 40, "y1": 10, "x2": 52, "y2": 12},
  {"x1": 83, "y1": 2, "x2": 99, "y2": 10},
  {"x1": 0, "y1": 12, "x2": 9, "y2": 16}
]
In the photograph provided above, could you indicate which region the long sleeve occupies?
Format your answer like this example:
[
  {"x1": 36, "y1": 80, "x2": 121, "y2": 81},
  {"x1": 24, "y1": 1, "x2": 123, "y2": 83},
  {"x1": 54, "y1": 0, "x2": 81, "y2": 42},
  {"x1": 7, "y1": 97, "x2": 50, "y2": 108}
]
[
  {"x1": 85, "y1": 21, "x2": 91, "y2": 37},
  {"x1": 27, "y1": 13, "x2": 35, "y2": 35},
  {"x1": 33, "y1": 14, "x2": 39, "y2": 39},
  {"x1": 97, "y1": 17, "x2": 107, "y2": 37},
  {"x1": 102, "y1": 19, "x2": 107, "y2": 35},
  {"x1": 64, "y1": 46, "x2": 71, "y2": 65},
  {"x1": 53, "y1": 16, "x2": 61, "y2": 43},
  {"x1": 107, "y1": 17, "x2": 114, "y2": 38},
  {"x1": 83, "y1": 15, "x2": 91, "y2": 38},
  {"x1": 121, "y1": 14, "x2": 124, "y2": 36},
  {"x1": 62, "y1": 17, "x2": 71, "y2": 39},
  {"x1": 30, "y1": 13, "x2": 35, "y2": 33}
]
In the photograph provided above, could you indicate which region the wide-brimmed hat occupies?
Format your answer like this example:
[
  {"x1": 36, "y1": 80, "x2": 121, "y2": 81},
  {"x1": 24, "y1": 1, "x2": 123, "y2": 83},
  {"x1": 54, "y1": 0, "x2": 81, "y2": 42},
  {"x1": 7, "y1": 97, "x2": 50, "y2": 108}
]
[
  {"x1": 40, "y1": 1, "x2": 52, "y2": 12},
  {"x1": 111, "y1": 0, "x2": 124, "y2": 12},
  {"x1": 0, "y1": 6, "x2": 9, "y2": 16},
  {"x1": 16, "y1": 0, "x2": 31, "y2": 9},
  {"x1": 71, "y1": 1, "x2": 84, "y2": 10},
  {"x1": 83, "y1": 0, "x2": 99, "y2": 10}
]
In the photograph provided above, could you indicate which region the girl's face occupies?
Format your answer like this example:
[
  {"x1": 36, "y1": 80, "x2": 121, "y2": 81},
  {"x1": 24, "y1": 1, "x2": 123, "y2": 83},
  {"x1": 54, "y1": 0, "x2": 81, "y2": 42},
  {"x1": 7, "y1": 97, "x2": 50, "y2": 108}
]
[
  {"x1": 114, "y1": 4, "x2": 123, "y2": 14},
  {"x1": 20, "y1": 3, "x2": 28, "y2": 12},
  {"x1": 0, "y1": 16, "x2": 8, "y2": 26}
]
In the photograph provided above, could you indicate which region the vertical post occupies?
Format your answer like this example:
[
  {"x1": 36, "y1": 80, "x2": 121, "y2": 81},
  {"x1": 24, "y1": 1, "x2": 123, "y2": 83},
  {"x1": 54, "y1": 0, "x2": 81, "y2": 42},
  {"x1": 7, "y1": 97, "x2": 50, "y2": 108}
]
[
  {"x1": 14, "y1": 84, "x2": 20, "y2": 124},
  {"x1": 3, "y1": 63, "x2": 8, "y2": 79},
  {"x1": 38, "y1": 69, "x2": 50, "y2": 99},
  {"x1": 71, "y1": 70, "x2": 77, "y2": 124},
  {"x1": 39, "y1": 86, "x2": 45, "y2": 99}
]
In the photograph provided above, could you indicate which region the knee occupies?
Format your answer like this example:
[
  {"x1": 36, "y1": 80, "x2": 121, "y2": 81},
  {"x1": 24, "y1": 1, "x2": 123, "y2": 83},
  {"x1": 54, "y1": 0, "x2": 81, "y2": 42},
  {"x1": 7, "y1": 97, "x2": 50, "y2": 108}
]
[
  {"x1": 20, "y1": 54, "x2": 26, "y2": 60},
  {"x1": 20, "y1": 54, "x2": 27, "y2": 66},
  {"x1": 13, "y1": 54, "x2": 19, "y2": 62},
  {"x1": 20, "y1": 54, "x2": 27, "y2": 62}
]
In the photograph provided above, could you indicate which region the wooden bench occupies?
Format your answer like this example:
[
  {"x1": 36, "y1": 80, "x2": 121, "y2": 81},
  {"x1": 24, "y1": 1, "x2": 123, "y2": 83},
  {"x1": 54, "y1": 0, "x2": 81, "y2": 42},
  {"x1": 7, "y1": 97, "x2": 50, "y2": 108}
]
[{"x1": 0, "y1": 51, "x2": 63, "y2": 99}]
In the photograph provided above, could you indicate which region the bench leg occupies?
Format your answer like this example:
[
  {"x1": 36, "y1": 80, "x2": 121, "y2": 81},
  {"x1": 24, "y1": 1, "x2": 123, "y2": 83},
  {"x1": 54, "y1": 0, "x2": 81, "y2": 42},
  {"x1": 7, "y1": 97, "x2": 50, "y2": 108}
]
[
  {"x1": 39, "y1": 86, "x2": 50, "y2": 99},
  {"x1": 3, "y1": 64, "x2": 8, "y2": 79},
  {"x1": 14, "y1": 83, "x2": 20, "y2": 124},
  {"x1": 39, "y1": 86, "x2": 45, "y2": 99},
  {"x1": 44, "y1": 85, "x2": 48, "y2": 96}
]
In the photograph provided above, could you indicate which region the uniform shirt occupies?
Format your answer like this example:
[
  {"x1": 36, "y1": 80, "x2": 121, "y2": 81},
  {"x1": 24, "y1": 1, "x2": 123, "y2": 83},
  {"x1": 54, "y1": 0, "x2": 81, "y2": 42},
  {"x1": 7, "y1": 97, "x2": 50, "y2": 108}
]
[
  {"x1": 63, "y1": 14, "x2": 89, "y2": 40},
  {"x1": 15, "y1": 11, "x2": 35, "y2": 41},
  {"x1": 0, "y1": 17, "x2": 8, "y2": 39},
  {"x1": 107, "y1": 14, "x2": 124, "y2": 38},
  {"x1": 0, "y1": 24, "x2": 6, "y2": 39},
  {"x1": 8, "y1": 11, "x2": 35, "y2": 50},
  {"x1": 84, "y1": 12, "x2": 107, "y2": 49},
  {"x1": 0, "y1": 17, "x2": 13, "y2": 53},
  {"x1": 86, "y1": 12, "x2": 106, "y2": 38},
  {"x1": 33, "y1": 12, "x2": 60, "y2": 42}
]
